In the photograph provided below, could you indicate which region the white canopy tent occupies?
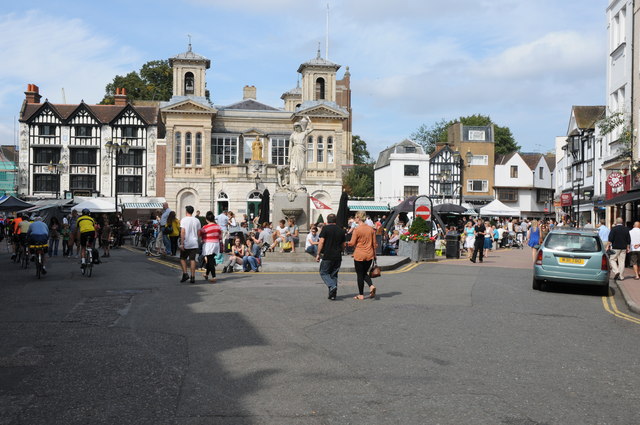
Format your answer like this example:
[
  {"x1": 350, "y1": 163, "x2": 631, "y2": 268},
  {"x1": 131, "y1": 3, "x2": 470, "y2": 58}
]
[
  {"x1": 479, "y1": 199, "x2": 521, "y2": 217},
  {"x1": 71, "y1": 198, "x2": 117, "y2": 213}
]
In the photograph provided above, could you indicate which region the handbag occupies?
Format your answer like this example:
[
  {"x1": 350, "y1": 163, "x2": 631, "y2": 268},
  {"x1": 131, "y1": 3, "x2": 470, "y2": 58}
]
[
  {"x1": 369, "y1": 259, "x2": 381, "y2": 278},
  {"x1": 282, "y1": 241, "x2": 292, "y2": 251},
  {"x1": 163, "y1": 224, "x2": 172, "y2": 235}
]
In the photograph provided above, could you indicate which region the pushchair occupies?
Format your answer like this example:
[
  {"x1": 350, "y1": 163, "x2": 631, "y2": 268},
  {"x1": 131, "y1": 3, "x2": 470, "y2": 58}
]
[{"x1": 506, "y1": 231, "x2": 524, "y2": 249}]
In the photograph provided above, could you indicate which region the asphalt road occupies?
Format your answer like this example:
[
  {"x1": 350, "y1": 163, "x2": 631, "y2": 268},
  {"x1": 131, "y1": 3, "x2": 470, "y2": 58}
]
[{"x1": 1, "y1": 246, "x2": 640, "y2": 424}]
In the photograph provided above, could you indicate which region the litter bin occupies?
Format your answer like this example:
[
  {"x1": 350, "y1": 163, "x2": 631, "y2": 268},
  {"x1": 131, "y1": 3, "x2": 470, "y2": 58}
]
[{"x1": 445, "y1": 232, "x2": 460, "y2": 259}]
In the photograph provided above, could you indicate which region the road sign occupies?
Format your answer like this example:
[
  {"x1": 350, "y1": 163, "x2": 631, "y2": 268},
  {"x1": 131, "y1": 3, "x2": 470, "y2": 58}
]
[
  {"x1": 416, "y1": 205, "x2": 431, "y2": 221},
  {"x1": 413, "y1": 195, "x2": 433, "y2": 223}
]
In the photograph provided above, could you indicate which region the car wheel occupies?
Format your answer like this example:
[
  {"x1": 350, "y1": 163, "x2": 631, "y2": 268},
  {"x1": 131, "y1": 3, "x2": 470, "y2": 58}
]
[
  {"x1": 532, "y1": 277, "x2": 542, "y2": 290},
  {"x1": 600, "y1": 284, "x2": 610, "y2": 297}
]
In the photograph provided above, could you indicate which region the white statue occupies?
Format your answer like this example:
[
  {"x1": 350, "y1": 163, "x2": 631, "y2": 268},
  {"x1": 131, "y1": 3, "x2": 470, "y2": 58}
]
[{"x1": 288, "y1": 116, "x2": 313, "y2": 192}]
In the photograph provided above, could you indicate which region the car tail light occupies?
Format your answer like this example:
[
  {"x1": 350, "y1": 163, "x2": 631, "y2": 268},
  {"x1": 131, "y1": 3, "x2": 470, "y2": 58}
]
[
  {"x1": 601, "y1": 254, "x2": 609, "y2": 271},
  {"x1": 535, "y1": 249, "x2": 543, "y2": 265}
]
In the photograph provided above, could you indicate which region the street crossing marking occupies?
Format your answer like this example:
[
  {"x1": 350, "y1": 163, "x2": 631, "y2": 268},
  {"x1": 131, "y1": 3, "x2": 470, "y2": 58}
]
[{"x1": 602, "y1": 292, "x2": 640, "y2": 325}]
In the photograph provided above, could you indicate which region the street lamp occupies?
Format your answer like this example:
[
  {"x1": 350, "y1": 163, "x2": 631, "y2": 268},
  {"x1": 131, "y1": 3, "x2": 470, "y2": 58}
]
[
  {"x1": 47, "y1": 160, "x2": 64, "y2": 199},
  {"x1": 104, "y1": 137, "x2": 130, "y2": 212},
  {"x1": 575, "y1": 167, "x2": 583, "y2": 227}
]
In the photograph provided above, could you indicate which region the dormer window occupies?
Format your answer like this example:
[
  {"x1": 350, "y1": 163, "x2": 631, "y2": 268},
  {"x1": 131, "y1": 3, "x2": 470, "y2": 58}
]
[
  {"x1": 404, "y1": 146, "x2": 416, "y2": 154},
  {"x1": 185, "y1": 72, "x2": 195, "y2": 95},
  {"x1": 315, "y1": 77, "x2": 325, "y2": 100}
]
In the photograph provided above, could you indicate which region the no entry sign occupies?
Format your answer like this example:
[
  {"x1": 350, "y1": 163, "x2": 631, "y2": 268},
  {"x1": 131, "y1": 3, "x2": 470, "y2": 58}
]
[
  {"x1": 416, "y1": 205, "x2": 431, "y2": 220},
  {"x1": 413, "y1": 195, "x2": 433, "y2": 223}
]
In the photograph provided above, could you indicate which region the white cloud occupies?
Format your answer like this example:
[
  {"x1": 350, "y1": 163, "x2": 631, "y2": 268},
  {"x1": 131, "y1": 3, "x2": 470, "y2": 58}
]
[{"x1": 0, "y1": 10, "x2": 140, "y2": 107}]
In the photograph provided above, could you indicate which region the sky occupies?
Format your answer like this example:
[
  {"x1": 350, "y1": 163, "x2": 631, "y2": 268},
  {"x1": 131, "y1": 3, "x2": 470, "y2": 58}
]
[{"x1": 0, "y1": 0, "x2": 607, "y2": 158}]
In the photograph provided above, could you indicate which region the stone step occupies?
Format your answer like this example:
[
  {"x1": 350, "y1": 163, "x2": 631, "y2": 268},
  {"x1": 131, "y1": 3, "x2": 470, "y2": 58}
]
[{"x1": 261, "y1": 251, "x2": 316, "y2": 262}]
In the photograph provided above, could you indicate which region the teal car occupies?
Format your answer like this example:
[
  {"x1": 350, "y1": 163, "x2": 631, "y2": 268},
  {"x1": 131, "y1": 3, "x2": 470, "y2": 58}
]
[{"x1": 533, "y1": 228, "x2": 609, "y2": 295}]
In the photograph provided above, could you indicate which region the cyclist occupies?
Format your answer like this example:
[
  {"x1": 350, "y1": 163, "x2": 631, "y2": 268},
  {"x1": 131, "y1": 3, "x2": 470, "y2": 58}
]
[
  {"x1": 10, "y1": 213, "x2": 24, "y2": 261},
  {"x1": 77, "y1": 208, "x2": 97, "y2": 268},
  {"x1": 27, "y1": 216, "x2": 49, "y2": 274},
  {"x1": 17, "y1": 214, "x2": 32, "y2": 259}
]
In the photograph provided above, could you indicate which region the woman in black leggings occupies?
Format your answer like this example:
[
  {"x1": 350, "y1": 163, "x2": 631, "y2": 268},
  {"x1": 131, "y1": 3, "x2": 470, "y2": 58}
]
[{"x1": 347, "y1": 211, "x2": 378, "y2": 300}]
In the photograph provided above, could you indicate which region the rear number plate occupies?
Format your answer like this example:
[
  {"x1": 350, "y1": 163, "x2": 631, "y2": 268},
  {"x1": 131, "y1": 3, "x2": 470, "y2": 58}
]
[{"x1": 559, "y1": 257, "x2": 585, "y2": 265}]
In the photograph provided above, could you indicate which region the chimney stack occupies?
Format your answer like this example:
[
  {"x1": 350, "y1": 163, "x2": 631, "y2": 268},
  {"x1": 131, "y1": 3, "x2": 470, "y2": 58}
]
[
  {"x1": 114, "y1": 87, "x2": 128, "y2": 106},
  {"x1": 243, "y1": 85, "x2": 256, "y2": 100},
  {"x1": 25, "y1": 84, "x2": 42, "y2": 104}
]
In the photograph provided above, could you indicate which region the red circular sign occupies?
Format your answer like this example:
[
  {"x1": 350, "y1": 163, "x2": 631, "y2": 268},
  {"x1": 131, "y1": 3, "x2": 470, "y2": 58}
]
[
  {"x1": 608, "y1": 172, "x2": 624, "y2": 188},
  {"x1": 416, "y1": 205, "x2": 431, "y2": 220}
]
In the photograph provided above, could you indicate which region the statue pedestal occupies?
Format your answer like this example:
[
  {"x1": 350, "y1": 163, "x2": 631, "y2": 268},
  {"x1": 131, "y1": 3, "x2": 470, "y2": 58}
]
[{"x1": 273, "y1": 192, "x2": 310, "y2": 233}]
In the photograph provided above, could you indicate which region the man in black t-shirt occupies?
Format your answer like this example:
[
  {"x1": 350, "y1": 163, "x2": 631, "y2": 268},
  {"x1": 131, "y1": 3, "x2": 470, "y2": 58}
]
[
  {"x1": 316, "y1": 213, "x2": 346, "y2": 300},
  {"x1": 471, "y1": 218, "x2": 486, "y2": 263}
]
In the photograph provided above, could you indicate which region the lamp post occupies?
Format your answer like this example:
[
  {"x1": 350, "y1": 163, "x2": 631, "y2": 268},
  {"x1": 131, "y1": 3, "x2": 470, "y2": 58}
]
[
  {"x1": 575, "y1": 167, "x2": 583, "y2": 227},
  {"x1": 47, "y1": 160, "x2": 64, "y2": 199},
  {"x1": 104, "y1": 137, "x2": 130, "y2": 212}
]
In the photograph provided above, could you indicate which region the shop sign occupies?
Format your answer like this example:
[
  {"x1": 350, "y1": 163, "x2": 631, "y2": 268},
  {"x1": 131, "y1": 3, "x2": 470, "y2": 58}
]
[
  {"x1": 608, "y1": 172, "x2": 625, "y2": 194},
  {"x1": 560, "y1": 193, "x2": 572, "y2": 207}
]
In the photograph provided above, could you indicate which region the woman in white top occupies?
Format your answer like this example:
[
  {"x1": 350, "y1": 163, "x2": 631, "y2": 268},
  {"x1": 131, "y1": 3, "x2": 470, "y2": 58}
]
[{"x1": 269, "y1": 219, "x2": 289, "y2": 252}]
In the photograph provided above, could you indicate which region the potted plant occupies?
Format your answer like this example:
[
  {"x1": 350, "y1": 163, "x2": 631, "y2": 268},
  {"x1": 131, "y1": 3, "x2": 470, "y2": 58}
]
[{"x1": 397, "y1": 216, "x2": 437, "y2": 261}]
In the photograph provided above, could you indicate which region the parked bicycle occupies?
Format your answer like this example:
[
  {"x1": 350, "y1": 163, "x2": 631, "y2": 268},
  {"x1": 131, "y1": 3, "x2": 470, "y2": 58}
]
[{"x1": 145, "y1": 228, "x2": 161, "y2": 257}]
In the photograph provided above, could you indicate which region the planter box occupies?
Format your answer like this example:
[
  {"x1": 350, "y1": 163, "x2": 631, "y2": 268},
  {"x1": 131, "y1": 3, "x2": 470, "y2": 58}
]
[{"x1": 398, "y1": 239, "x2": 435, "y2": 262}]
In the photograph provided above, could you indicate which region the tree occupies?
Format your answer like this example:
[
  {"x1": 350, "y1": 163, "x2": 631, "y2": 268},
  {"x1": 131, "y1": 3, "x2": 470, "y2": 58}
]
[
  {"x1": 411, "y1": 114, "x2": 520, "y2": 155},
  {"x1": 411, "y1": 118, "x2": 450, "y2": 154},
  {"x1": 352, "y1": 135, "x2": 372, "y2": 164},
  {"x1": 343, "y1": 164, "x2": 374, "y2": 198},
  {"x1": 101, "y1": 60, "x2": 172, "y2": 104}
]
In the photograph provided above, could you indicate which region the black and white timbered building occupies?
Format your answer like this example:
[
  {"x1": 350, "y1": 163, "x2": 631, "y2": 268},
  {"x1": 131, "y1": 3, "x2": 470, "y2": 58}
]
[
  {"x1": 18, "y1": 85, "x2": 161, "y2": 200},
  {"x1": 429, "y1": 144, "x2": 463, "y2": 205}
]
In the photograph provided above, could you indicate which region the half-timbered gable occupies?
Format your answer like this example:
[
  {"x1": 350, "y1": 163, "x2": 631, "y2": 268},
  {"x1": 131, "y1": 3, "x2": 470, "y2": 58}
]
[
  {"x1": 18, "y1": 83, "x2": 160, "y2": 200},
  {"x1": 429, "y1": 144, "x2": 462, "y2": 202}
]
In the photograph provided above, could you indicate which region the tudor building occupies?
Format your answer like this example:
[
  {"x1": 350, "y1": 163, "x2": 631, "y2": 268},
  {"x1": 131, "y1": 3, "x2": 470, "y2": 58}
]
[
  {"x1": 18, "y1": 85, "x2": 160, "y2": 200},
  {"x1": 157, "y1": 45, "x2": 352, "y2": 221}
]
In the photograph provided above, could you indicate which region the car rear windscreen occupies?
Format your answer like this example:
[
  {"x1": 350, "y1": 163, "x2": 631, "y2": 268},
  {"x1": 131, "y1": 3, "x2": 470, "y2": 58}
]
[{"x1": 544, "y1": 233, "x2": 602, "y2": 253}]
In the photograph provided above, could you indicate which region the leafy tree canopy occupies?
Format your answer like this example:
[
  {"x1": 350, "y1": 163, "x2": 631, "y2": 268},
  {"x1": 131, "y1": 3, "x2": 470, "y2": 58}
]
[
  {"x1": 101, "y1": 60, "x2": 172, "y2": 104},
  {"x1": 352, "y1": 135, "x2": 372, "y2": 165},
  {"x1": 343, "y1": 164, "x2": 374, "y2": 198},
  {"x1": 411, "y1": 114, "x2": 520, "y2": 155}
]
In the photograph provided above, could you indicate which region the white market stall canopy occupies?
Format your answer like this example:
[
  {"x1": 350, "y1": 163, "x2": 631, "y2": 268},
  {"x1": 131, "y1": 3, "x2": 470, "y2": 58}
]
[
  {"x1": 72, "y1": 198, "x2": 116, "y2": 213},
  {"x1": 479, "y1": 199, "x2": 521, "y2": 217}
]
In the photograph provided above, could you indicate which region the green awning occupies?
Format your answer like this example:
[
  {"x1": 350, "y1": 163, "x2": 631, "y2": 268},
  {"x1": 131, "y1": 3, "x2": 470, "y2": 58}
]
[
  {"x1": 122, "y1": 202, "x2": 163, "y2": 209},
  {"x1": 347, "y1": 201, "x2": 390, "y2": 212}
]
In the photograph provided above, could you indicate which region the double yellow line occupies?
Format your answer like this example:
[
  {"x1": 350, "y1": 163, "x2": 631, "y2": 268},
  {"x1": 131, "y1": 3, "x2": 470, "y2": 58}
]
[{"x1": 602, "y1": 292, "x2": 640, "y2": 325}]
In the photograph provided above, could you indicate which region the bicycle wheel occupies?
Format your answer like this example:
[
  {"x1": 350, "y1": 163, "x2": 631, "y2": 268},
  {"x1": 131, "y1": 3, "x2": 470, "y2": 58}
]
[
  {"x1": 86, "y1": 251, "x2": 93, "y2": 277},
  {"x1": 14, "y1": 247, "x2": 21, "y2": 264},
  {"x1": 146, "y1": 238, "x2": 160, "y2": 257},
  {"x1": 35, "y1": 253, "x2": 42, "y2": 279},
  {"x1": 22, "y1": 249, "x2": 29, "y2": 269},
  {"x1": 134, "y1": 233, "x2": 140, "y2": 247}
]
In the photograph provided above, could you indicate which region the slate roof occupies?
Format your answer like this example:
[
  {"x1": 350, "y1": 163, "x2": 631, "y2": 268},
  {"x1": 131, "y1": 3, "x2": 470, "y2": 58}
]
[
  {"x1": 520, "y1": 152, "x2": 544, "y2": 170},
  {"x1": 296, "y1": 100, "x2": 348, "y2": 116},
  {"x1": 297, "y1": 51, "x2": 340, "y2": 72},
  {"x1": 494, "y1": 152, "x2": 517, "y2": 165},
  {"x1": 572, "y1": 106, "x2": 605, "y2": 130},
  {"x1": 20, "y1": 102, "x2": 160, "y2": 125},
  {"x1": 374, "y1": 139, "x2": 425, "y2": 169},
  {"x1": 169, "y1": 48, "x2": 211, "y2": 68},
  {"x1": 221, "y1": 99, "x2": 281, "y2": 112},
  {"x1": 0, "y1": 146, "x2": 18, "y2": 163},
  {"x1": 161, "y1": 95, "x2": 213, "y2": 110},
  {"x1": 281, "y1": 85, "x2": 302, "y2": 98}
]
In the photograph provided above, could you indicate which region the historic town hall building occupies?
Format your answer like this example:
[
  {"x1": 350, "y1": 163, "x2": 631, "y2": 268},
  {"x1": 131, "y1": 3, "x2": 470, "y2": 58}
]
[{"x1": 157, "y1": 44, "x2": 352, "y2": 221}]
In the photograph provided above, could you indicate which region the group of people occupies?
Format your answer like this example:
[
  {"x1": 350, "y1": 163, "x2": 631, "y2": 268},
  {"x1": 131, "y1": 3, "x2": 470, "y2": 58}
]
[{"x1": 3, "y1": 208, "x2": 104, "y2": 274}]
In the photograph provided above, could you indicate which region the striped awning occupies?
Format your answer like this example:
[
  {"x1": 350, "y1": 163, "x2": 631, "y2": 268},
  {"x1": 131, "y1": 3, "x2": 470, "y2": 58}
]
[
  {"x1": 347, "y1": 201, "x2": 390, "y2": 212},
  {"x1": 122, "y1": 202, "x2": 163, "y2": 209}
]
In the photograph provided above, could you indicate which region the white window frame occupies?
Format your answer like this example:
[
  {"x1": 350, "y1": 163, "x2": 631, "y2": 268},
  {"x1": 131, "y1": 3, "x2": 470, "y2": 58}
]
[
  {"x1": 270, "y1": 137, "x2": 290, "y2": 166},
  {"x1": 307, "y1": 136, "x2": 314, "y2": 162},
  {"x1": 212, "y1": 135, "x2": 239, "y2": 165},
  {"x1": 317, "y1": 136, "x2": 324, "y2": 163},
  {"x1": 327, "y1": 136, "x2": 334, "y2": 164},
  {"x1": 470, "y1": 155, "x2": 488, "y2": 166},
  {"x1": 467, "y1": 179, "x2": 488, "y2": 192}
]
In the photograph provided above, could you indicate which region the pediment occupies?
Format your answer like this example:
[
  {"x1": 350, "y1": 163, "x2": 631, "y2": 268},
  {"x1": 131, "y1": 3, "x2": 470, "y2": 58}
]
[
  {"x1": 162, "y1": 99, "x2": 217, "y2": 114},
  {"x1": 295, "y1": 104, "x2": 348, "y2": 119}
]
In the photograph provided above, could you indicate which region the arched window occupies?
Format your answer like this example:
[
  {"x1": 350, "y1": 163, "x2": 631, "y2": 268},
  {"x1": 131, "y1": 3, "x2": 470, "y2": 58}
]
[
  {"x1": 317, "y1": 136, "x2": 324, "y2": 162},
  {"x1": 218, "y1": 191, "x2": 229, "y2": 200},
  {"x1": 174, "y1": 132, "x2": 182, "y2": 165},
  {"x1": 247, "y1": 191, "x2": 262, "y2": 200},
  {"x1": 315, "y1": 77, "x2": 325, "y2": 100},
  {"x1": 327, "y1": 136, "x2": 334, "y2": 164},
  {"x1": 195, "y1": 133, "x2": 202, "y2": 165},
  {"x1": 185, "y1": 132, "x2": 192, "y2": 165},
  {"x1": 184, "y1": 72, "x2": 195, "y2": 95},
  {"x1": 307, "y1": 136, "x2": 314, "y2": 162}
]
